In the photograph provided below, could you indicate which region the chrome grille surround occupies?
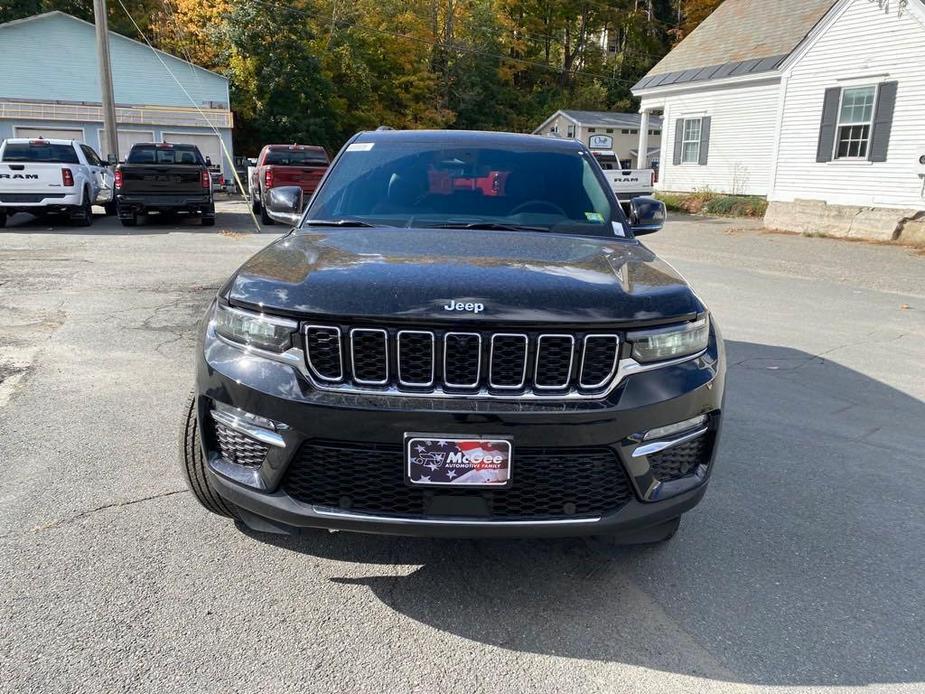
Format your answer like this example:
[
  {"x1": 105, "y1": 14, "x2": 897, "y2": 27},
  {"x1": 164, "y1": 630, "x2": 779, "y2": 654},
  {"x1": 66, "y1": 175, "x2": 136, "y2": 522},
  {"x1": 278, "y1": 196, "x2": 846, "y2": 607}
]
[{"x1": 297, "y1": 324, "x2": 642, "y2": 399}]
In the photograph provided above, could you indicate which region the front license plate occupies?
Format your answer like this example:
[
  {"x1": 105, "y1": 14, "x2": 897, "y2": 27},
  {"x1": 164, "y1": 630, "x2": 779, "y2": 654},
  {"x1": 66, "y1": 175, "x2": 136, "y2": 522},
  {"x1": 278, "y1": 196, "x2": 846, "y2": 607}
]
[{"x1": 405, "y1": 435, "x2": 512, "y2": 487}]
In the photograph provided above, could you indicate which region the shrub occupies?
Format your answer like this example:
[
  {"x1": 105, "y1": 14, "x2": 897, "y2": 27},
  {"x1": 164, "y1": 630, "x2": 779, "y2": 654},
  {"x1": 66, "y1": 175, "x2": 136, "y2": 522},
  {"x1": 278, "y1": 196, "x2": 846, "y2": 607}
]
[{"x1": 655, "y1": 191, "x2": 767, "y2": 218}]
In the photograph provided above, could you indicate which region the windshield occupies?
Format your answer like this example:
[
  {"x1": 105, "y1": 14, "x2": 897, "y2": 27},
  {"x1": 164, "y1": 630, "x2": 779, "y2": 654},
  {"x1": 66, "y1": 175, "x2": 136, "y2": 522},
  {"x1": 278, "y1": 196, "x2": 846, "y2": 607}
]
[
  {"x1": 304, "y1": 140, "x2": 622, "y2": 237},
  {"x1": 265, "y1": 149, "x2": 328, "y2": 166},
  {"x1": 2, "y1": 142, "x2": 79, "y2": 164},
  {"x1": 126, "y1": 145, "x2": 204, "y2": 165}
]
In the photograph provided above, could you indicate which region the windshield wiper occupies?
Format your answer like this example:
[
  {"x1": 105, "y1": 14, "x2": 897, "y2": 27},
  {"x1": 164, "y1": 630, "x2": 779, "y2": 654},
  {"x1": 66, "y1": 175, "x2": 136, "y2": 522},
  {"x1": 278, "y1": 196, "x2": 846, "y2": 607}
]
[
  {"x1": 302, "y1": 219, "x2": 382, "y2": 228},
  {"x1": 426, "y1": 222, "x2": 550, "y2": 233}
]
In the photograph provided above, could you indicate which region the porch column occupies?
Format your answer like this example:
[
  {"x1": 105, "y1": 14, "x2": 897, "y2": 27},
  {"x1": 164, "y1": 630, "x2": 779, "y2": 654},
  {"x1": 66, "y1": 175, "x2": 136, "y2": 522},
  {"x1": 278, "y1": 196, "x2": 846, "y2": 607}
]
[{"x1": 637, "y1": 109, "x2": 650, "y2": 169}]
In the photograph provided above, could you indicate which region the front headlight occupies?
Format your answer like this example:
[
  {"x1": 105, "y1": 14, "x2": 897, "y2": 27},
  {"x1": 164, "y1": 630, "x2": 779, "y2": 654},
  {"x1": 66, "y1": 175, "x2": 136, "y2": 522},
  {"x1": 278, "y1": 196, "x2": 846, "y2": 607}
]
[
  {"x1": 628, "y1": 316, "x2": 710, "y2": 363},
  {"x1": 214, "y1": 304, "x2": 298, "y2": 353}
]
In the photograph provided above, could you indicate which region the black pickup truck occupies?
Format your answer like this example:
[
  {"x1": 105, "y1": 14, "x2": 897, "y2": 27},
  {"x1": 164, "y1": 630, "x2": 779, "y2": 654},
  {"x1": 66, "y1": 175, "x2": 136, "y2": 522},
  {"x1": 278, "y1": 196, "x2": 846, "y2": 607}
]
[
  {"x1": 181, "y1": 129, "x2": 725, "y2": 546},
  {"x1": 114, "y1": 143, "x2": 215, "y2": 226}
]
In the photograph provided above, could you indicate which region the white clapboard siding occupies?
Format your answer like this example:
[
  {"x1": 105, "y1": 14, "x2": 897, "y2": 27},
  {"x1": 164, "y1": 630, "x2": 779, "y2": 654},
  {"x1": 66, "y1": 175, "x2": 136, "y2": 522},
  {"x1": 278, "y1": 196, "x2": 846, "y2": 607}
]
[
  {"x1": 650, "y1": 80, "x2": 780, "y2": 195},
  {"x1": 770, "y1": 0, "x2": 925, "y2": 209}
]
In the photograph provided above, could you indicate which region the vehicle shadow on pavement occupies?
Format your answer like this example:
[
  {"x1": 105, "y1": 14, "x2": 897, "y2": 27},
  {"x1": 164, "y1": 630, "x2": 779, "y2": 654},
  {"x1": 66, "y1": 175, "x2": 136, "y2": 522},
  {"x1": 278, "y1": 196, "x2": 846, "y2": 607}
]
[
  {"x1": 243, "y1": 340, "x2": 924, "y2": 687},
  {"x1": 1, "y1": 205, "x2": 261, "y2": 236}
]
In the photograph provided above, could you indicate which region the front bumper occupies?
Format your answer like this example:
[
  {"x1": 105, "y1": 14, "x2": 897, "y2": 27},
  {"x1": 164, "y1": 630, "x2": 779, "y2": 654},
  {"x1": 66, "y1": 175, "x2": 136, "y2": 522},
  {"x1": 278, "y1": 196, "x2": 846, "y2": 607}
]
[{"x1": 196, "y1": 321, "x2": 726, "y2": 538}]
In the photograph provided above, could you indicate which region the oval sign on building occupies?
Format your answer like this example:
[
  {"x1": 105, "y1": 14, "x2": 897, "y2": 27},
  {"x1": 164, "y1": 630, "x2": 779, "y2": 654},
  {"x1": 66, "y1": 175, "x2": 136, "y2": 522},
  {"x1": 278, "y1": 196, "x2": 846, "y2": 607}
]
[{"x1": 589, "y1": 134, "x2": 613, "y2": 150}]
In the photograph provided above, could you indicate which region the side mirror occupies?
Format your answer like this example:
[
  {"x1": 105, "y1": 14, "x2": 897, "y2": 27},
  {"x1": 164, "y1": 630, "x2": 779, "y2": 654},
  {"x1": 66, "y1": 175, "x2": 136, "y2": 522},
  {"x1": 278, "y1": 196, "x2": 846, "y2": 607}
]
[
  {"x1": 107, "y1": 153, "x2": 118, "y2": 165},
  {"x1": 628, "y1": 196, "x2": 666, "y2": 235},
  {"x1": 266, "y1": 186, "x2": 304, "y2": 226}
]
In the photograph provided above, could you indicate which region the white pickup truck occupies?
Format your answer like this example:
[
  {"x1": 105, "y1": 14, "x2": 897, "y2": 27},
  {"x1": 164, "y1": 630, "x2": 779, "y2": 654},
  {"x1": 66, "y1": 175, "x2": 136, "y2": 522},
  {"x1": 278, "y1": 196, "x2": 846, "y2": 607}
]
[
  {"x1": 591, "y1": 150, "x2": 655, "y2": 204},
  {"x1": 0, "y1": 138, "x2": 115, "y2": 228}
]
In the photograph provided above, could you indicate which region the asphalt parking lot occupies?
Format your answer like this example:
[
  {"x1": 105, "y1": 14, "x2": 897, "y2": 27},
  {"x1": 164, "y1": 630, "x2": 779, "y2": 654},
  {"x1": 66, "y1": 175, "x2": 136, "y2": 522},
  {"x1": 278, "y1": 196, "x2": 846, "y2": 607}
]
[{"x1": 1, "y1": 201, "x2": 923, "y2": 693}]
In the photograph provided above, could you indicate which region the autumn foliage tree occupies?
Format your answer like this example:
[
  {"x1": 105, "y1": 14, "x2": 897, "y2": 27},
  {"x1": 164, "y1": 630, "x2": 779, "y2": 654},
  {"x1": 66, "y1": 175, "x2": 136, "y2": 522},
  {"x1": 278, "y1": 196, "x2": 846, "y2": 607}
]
[{"x1": 20, "y1": 0, "x2": 725, "y2": 153}]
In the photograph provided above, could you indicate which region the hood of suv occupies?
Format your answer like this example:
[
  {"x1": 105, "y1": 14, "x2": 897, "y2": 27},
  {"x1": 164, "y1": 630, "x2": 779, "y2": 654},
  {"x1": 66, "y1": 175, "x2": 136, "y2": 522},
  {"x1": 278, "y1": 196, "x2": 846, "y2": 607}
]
[{"x1": 226, "y1": 228, "x2": 702, "y2": 324}]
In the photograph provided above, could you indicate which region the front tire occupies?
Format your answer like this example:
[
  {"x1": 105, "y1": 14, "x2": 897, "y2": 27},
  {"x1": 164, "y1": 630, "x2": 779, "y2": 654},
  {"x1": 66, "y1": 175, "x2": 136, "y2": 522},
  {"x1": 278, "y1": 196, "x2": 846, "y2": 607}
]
[
  {"x1": 103, "y1": 201, "x2": 117, "y2": 216},
  {"x1": 180, "y1": 392, "x2": 238, "y2": 518},
  {"x1": 200, "y1": 215, "x2": 215, "y2": 227},
  {"x1": 0, "y1": 211, "x2": 6, "y2": 228}
]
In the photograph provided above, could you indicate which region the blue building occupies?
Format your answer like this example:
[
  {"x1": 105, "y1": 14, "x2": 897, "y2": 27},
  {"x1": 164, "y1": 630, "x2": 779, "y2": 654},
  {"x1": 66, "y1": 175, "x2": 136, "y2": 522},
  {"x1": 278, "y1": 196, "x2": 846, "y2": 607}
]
[{"x1": 0, "y1": 11, "x2": 234, "y2": 177}]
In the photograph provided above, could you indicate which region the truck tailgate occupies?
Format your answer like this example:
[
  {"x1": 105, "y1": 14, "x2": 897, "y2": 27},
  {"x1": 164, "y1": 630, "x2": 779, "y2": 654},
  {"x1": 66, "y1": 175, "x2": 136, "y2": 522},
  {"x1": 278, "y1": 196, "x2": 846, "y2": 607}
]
[
  {"x1": 118, "y1": 165, "x2": 204, "y2": 195},
  {"x1": 266, "y1": 165, "x2": 327, "y2": 191},
  {"x1": 0, "y1": 163, "x2": 69, "y2": 194}
]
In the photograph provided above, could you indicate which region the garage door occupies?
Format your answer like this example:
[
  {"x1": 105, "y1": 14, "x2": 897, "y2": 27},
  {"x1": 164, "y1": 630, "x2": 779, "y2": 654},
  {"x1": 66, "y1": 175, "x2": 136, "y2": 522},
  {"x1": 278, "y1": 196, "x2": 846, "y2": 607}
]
[
  {"x1": 14, "y1": 126, "x2": 85, "y2": 141},
  {"x1": 162, "y1": 132, "x2": 223, "y2": 167},
  {"x1": 99, "y1": 129, "x2": 154, "y2": 160}
]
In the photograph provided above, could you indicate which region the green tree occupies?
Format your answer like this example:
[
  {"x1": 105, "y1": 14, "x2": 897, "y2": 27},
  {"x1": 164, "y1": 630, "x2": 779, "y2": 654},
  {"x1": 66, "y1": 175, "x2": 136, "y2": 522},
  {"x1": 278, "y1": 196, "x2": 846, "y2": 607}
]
[{"x1": 218, "y1": 1, "x2": 339, "y2": 153}]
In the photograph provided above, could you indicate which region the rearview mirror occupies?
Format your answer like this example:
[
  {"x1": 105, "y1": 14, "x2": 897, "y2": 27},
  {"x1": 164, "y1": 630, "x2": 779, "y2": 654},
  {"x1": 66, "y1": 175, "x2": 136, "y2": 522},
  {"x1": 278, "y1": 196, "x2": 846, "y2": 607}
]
[
  {"x1": 628, "y1": 196, "x2": 666, "y2": 235},
  {"x1": 266, "y1": 186, "x2": 304, "y2": 226}
]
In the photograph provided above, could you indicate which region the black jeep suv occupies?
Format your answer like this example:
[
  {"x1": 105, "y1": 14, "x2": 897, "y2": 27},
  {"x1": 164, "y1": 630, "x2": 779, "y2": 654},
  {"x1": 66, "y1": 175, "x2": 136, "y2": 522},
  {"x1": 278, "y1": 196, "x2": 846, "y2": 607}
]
[{"x1": 181, "y1": 130, "x2": 725, "y2": 544}]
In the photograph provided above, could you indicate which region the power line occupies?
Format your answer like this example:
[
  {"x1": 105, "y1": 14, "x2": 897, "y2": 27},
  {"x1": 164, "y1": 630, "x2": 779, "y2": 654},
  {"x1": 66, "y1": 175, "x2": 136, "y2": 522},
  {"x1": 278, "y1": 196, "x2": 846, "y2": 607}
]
[{"x1": 115, "y1": 0, "x2": 263, "y2": 231}]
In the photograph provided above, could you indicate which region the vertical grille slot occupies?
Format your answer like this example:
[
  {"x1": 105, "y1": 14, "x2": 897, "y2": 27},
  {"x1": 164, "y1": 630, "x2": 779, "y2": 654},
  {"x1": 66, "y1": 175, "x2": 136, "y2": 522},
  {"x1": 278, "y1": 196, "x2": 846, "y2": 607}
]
[
  {"x1": 534, "y1": 335, "x2": 575, "y2": 389},
  {"x1": 580, "y1": 335, "x2": 620, "y2": 389},
  {"x1": 304, "y1": 326, "x2": 343, "y2": 381},
  {"x1": 397, "y1": 331, "x2": 435, "y2": 386},
  {"x1": 489, "y1": 334, "x2": 529, "y2": 389},
  {"x1": 444, "y1": 332, "x2": 481, "y2": 388},
  {"x1": 350, "y1": 328, "x2": 389, "y2": 385}
]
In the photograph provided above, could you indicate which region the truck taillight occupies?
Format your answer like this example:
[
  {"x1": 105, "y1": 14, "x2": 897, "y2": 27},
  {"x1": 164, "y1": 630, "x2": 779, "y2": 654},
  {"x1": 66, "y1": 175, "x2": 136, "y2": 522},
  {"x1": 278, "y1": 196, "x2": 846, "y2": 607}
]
[
  {"x1": 201, "y1": 169, "x2": 210, "y2": 189},
  {"x1": 114, "y1": 169, "x2": 123, "y2": 189},
  {"x1": 265, "y1": 169, "x2": 273, "y2": 189},
  {"x1": 62, "y1": 168, "x2": 74, "y2": 187}
]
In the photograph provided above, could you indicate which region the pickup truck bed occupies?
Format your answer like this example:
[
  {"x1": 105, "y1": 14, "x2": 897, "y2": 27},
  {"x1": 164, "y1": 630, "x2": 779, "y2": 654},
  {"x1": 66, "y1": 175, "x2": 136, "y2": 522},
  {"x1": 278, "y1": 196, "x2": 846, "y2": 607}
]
[
  {"x1": 115, "y1": 143, "x2": 214, "y2": 227},
  {"x1": 0, "y1": 138, "x2": 112, "y2": 227}
]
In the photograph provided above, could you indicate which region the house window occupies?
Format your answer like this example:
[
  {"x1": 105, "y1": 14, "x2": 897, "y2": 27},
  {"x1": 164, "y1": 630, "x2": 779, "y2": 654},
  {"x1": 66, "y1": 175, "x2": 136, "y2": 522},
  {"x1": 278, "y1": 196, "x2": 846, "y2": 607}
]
[
  {"x1": 834, "y1": 86, "x2": 876, "y2": 159},
  {"x1": 681, "y1": 118, "x2": 703, "y2": 163},
  {"x1": 621, "y1": 129, "x2": 630, "y2": 134},
  {"x1": 588, "y1": 127, "x2": 596, "y2": 133},
  {"x1": 567, "y1": 124, "x2": 576, "y2": 138},
  {"x1": 606, "y1": 128, "x2": 613, "y2": 133}
]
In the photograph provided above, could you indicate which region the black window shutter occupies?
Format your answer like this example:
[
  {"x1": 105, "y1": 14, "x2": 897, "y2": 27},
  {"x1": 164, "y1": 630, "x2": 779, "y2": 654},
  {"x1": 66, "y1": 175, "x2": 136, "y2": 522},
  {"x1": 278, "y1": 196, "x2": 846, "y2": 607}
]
[
  {"x1": 698, "y1": 116, "x2": 712, "y2": 165},
  {"x1": 816, "y1": 87, "x2": 841, "y2": 163},
  {"x1": 673, "y1": 119, "x2": 684, "y2": 166},
  {"x1": 869, "y1": 81, "x2": 898, "y2": 162}
]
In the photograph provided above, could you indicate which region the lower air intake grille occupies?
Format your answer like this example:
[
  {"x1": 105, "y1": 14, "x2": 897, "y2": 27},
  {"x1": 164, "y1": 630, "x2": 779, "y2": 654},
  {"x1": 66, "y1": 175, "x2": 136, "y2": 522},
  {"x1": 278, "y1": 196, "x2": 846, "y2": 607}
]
[
  {"x1": 214, "y1": 422, "x2": 269, "y2": 469},
  {"x1": 283, "y1": 443, "x2": 632, "y2": 520},
  {"x1": 648, "y1": 435, "x2": 712, "y2": 483}
]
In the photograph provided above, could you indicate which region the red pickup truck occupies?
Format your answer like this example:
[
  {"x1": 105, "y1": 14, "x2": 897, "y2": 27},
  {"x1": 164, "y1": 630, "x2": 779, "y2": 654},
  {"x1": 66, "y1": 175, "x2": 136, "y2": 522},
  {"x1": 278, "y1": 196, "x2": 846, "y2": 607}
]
[{"x1": 250, "y1": 144, "x2": 329, "y2": 224}]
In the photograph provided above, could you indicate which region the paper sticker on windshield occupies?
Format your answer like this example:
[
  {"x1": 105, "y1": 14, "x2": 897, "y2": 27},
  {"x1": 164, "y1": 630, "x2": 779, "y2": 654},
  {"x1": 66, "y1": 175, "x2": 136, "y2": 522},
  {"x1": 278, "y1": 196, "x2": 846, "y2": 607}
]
[
  {"x1": 585, "y1": 211, "x2": 605, "y2": 223},
  {"x1": 345, "y1": 142, "x2": 374, "y2": 152},
  {"x1": 612, "y1": 221, "x2": 626, "y2": 237}
]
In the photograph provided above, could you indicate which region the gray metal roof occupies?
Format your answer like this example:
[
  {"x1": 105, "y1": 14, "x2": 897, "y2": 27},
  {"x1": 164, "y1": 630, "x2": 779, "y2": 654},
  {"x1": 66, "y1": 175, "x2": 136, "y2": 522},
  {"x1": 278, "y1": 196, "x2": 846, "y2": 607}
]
[
  {"x1": 634, "y1": 0, "x2": 838, "y2": 92},
  {"x1": 559, "y1": 111, "x2": 663, "y2": 128}
]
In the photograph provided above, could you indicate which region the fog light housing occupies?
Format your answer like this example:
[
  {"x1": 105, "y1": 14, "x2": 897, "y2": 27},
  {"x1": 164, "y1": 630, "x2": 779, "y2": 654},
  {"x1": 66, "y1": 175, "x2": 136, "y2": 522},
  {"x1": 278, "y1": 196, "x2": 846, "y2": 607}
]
[{"x1": 643, "y1": 414, "x2": 708, "y2": 441}]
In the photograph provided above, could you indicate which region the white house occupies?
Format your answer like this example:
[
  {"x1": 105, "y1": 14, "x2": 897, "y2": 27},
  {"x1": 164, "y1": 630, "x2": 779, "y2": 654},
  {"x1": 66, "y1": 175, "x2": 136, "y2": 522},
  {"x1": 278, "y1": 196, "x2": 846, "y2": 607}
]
[
  {"x1": 632, "y1": 0, "x2": 925, "y2": 240},
  {"x1": 532, "y1": 110, "x2": 662, "y2": 168}
]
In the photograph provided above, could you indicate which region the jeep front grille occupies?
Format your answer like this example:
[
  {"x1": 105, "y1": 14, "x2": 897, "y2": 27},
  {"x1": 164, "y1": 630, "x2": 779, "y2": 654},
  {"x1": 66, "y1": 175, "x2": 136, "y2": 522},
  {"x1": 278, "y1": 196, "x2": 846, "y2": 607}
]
[{"x1": 303, "y1": 325, "x2": 620, "y2": 399}]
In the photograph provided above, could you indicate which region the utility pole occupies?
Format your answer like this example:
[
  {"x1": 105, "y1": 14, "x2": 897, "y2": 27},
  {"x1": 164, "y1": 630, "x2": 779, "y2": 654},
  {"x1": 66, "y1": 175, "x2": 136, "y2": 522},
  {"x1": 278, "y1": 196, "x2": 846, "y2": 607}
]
[{"x1": 93, "y1": 0, "x2": 119, "y2": 162}]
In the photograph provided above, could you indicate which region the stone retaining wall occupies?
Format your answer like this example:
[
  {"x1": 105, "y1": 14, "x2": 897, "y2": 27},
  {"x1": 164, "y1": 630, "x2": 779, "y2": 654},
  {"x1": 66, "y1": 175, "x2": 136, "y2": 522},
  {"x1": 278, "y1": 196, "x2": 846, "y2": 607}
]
[{"x1": 764, "y1": 200, "x2": 925, "y2": 244}]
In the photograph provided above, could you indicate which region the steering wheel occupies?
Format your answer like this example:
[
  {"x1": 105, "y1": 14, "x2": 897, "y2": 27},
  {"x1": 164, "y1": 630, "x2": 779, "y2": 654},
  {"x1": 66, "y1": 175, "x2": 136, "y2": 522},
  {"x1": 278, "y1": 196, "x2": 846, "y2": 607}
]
[{"x1": 510, "y1": 199, "x2": 568, "y2": 217}]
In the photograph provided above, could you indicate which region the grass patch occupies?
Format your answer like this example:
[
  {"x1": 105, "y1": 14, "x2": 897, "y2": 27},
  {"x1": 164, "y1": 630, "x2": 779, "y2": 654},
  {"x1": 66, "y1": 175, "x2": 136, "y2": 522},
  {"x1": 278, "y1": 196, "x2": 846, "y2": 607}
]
[{"x1": 656, "y1": 190, "x2": 768, "y2": 218}]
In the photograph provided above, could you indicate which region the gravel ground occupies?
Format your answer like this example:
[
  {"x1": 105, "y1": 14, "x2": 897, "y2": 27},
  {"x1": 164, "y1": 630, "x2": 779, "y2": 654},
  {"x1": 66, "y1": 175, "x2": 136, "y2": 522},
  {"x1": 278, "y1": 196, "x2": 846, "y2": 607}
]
[{"x1": 0, "y1": 203, "x2": 923, "y2": 694}]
